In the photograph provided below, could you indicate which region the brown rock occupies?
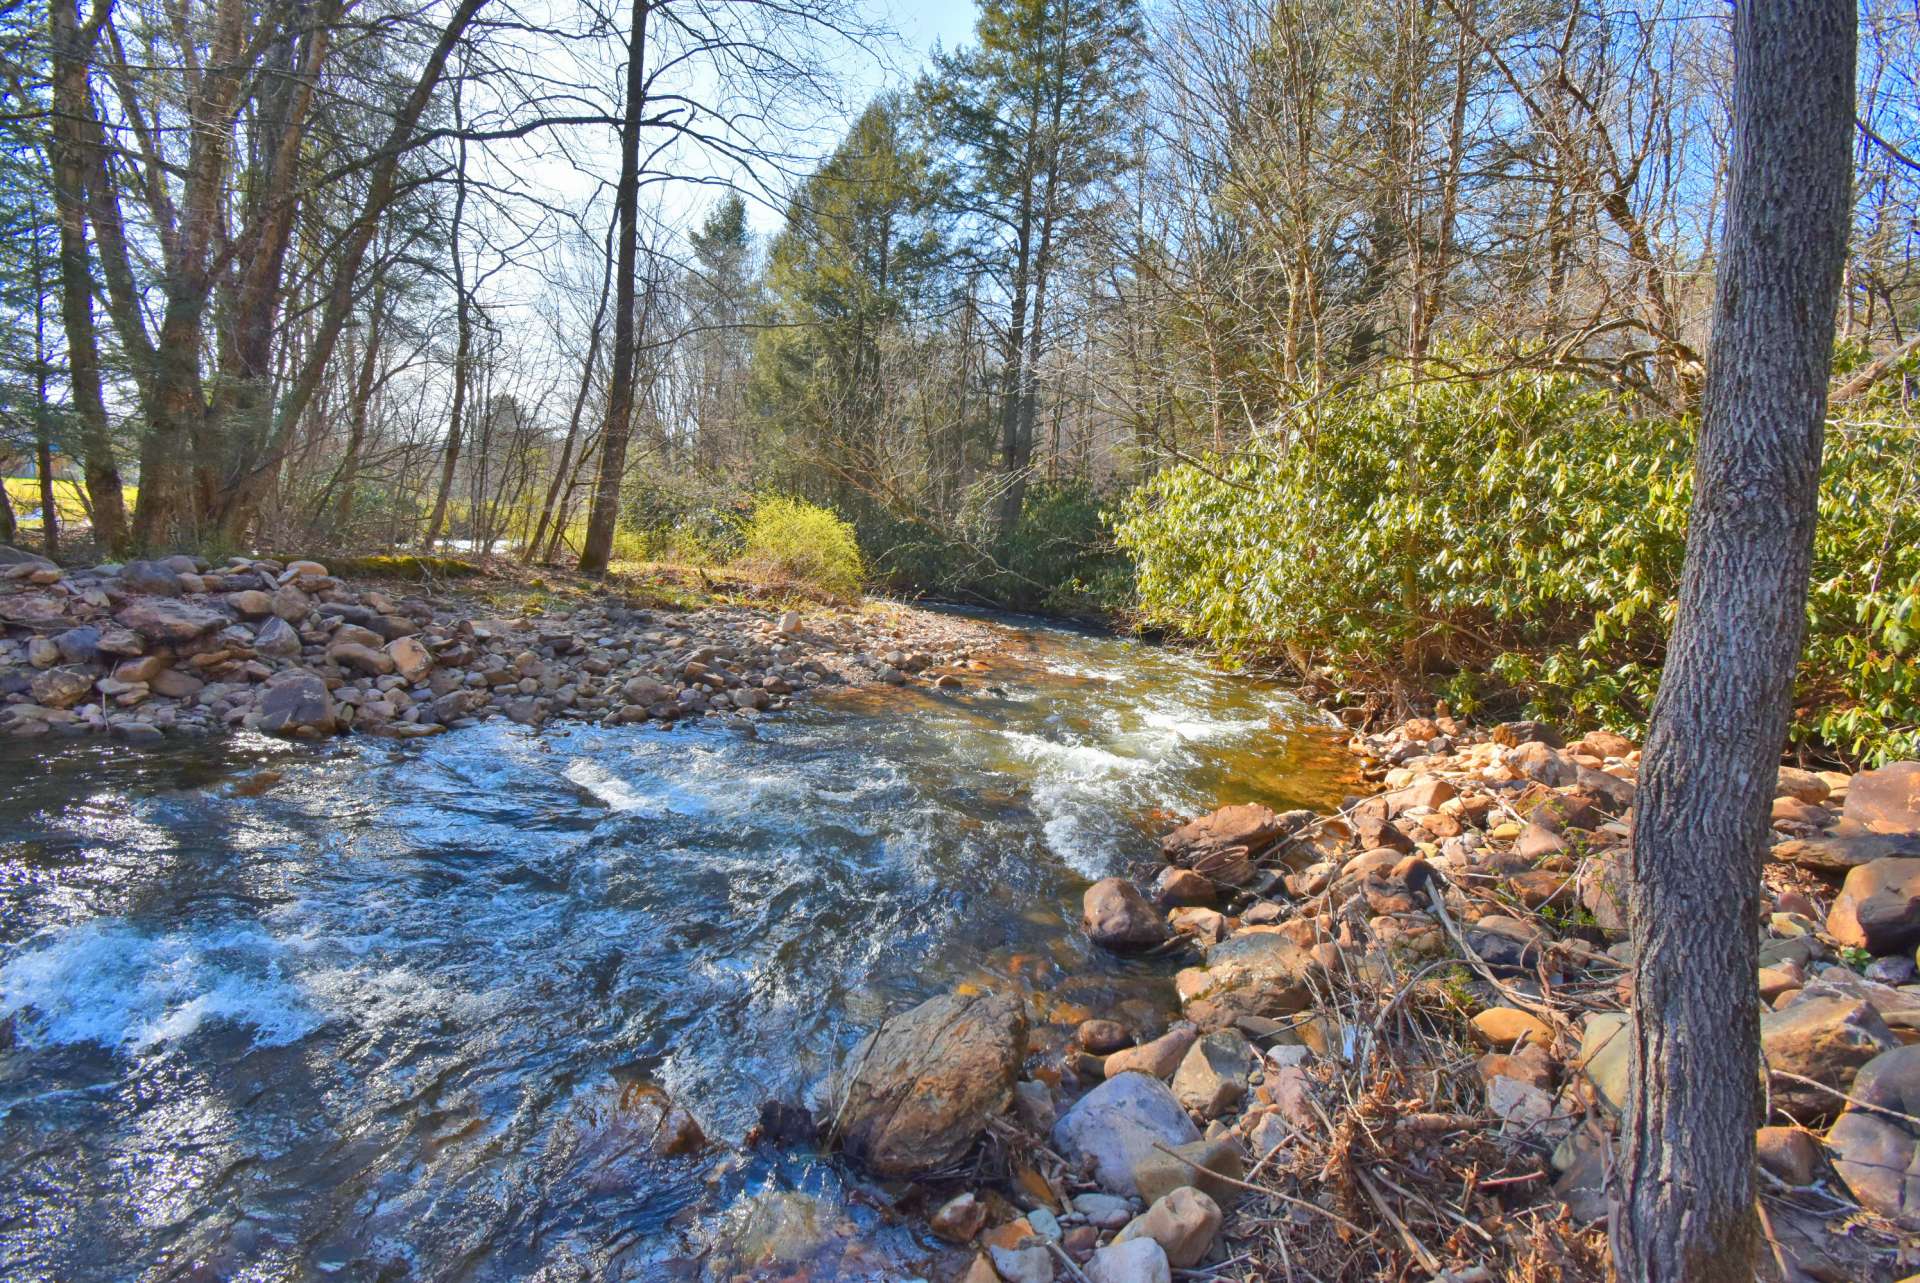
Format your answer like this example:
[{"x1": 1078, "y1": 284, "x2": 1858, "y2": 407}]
[
  {"x1": 1152, "y1": 866, "x2": 1215, "y2": 908},
  {"x1": 1114, "y1": 1186, "x2": 1221, "y2": 1268},
  {"x1": 386, "y1": 635, "x2": 434, "y2": 683},
  {"x1": 114, "y1": 655, "x2": 167, "y2": 684},
  {"x1": 1577, "y1": 730, "x2": 1636, "y2": 758},
  {"x1": 838, "y1": 989, "x2": 1027, "y2": 1178},
  {"x1": 1760, "y1": 997, "x2": 1899, "y2": 1123},
  {"x1": 29, "y1": 667, "x2": 93, "y2": 709},
  {"x1": 1754, "y1": 1126, "x2": 1819, "y2": 1186},
  {"x1": 1827, "y1": 857, "x2": 1920, "y2": 955},
  {"x1": 1827, "y1": 1044, "x2": 1920, "y2": 1220},
  {"x1": 1160, "y1": 804, "x2": 1286, "y2": 886},
  {"x1": 226, "y1": 590, "x2": 274, "y2": 617},
  {"x1": 1077, "y1": 1019, "x2": 1134, "y2": 1055},
  {"x1": 1170, "y1": 1029, "x2": 1255, "y2": 1117},
  {"x1": 1845, "y1": 761, "x2": 1920, "y2": 837},
  {"x1": 1772, "y1": 795, "x2": 1832, "y2": 827},
  {"x1": 1131, "y1": 1135, "x2": 1245, "y2": 1206},
  {"x1": 1104, "y1": 1023, "x2": 1199, "y2": 1080},
  {"x1": 1776, "y1": 767, "x2": 1832, "y2": 804},
  {"x1": 328, "y1": 642, "x2": 395, "y2": 677},
  {"x1": 931, "y1": 1192, "x2": 988, "y2": 1244},
  {"x1": 1085, "y1": 878, "x2": 1169, "y2": 951},
  {"x1": 1469, "y1": 1007, "x2": 1553, "y2": 1050}
]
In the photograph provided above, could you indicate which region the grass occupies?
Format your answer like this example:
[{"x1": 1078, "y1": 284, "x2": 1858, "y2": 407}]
[{"x1": 4, "y1": 477, "x2": 138, "y2": 527}]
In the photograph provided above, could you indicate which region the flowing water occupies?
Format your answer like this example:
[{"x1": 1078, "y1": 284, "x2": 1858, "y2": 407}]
[{"x1": 0, "y1": 615, "x2": 1359, "y2": 1283}]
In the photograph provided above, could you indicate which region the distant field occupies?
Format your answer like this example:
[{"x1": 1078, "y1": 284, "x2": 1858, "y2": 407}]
[{"x1": 4, "y1": 477, "x2": 138, "y2": 527}]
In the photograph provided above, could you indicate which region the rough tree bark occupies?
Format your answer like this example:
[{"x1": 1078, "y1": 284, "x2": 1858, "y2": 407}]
[
  {"x1": 1617, "y1": 3, "x2": 1854, "y2": 1281},
  {"x1": 46, "y1": 0, "x2": 129, "y2": 552},
  {"x1": 579, "y1": 0, "x2": 652, "y2": 575}
]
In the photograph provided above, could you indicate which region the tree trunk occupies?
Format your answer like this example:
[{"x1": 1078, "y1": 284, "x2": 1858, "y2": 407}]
[
  {"x1": 1618, "y1": 4, "x2": 1854, "y2": 1280},
  {"x1": 531, "y1": 225, "x2": 614, "y2": 562},
  {"x1": 46, "y1": 0, "x2": 128, "y2": 553},
  {"x1": 579, "y1": 0, "x2": 652, "y2": 575},
  {"x1": 424, "y1": 83, "x2": 473, "y2": 552}
]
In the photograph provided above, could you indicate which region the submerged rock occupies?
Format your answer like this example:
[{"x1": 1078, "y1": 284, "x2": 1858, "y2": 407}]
[
  {"x1": 1084, "y1": 878, "x2": 1168, "y2": 951},
  {"x1": 837, "y1": 989, "x2": 1027, "y2": 1178}
]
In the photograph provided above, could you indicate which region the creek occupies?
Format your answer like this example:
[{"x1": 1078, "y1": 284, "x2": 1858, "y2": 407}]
[{"x1": 0, "y1": 614, "x2": 1357, "y2": 1281}]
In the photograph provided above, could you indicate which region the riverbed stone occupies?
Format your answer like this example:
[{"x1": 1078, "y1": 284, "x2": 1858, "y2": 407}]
[
  {"x1": 1177, "y1": 929, "x2": 1319, "y2": 1028},
  {"x1": 52, "y1": 626, "x2": 100, "y2": 664},
  {"x1": 119, "y1": 560, "x2": 182, "y2": 596},
  {"x1": 1152, "y1": 865, "x2": 1215, "y2": 907},
  {"x1": 1103, "y1": 1023, "x2": 1197, "y2": 1080},
  {"x1": 1827, "y1": 1044, "x2": 1920, "y2": 1220},
  {"x1": 116, "y1": 598, "x2": 226, "y2": 642},
  {"x1": 1114, "y1": 1186, "x2": 1219, "y2": 1268},
  {"x1": 1827, "y1": 858, "x2": 1920, "y2": 955},
  {"x1": 1845, "y1": 761, "x2": 1920, "y2": 837},
  {"x1": 1171, "y1": 1029, "x2": 1256, "y2": 1117},
  {"x1": 1085, "y1": 1238, "x2": 1169, "y2": 1283},
  {"x1": 1084, "y1": 878, "x2": 1168, "y2": 951},
  {"x1": 1077, "y1": 1019, "x2": 1133, "y2": 1055},
  {"x1": 1160, "y1": 803, "x2": 1287, "y2": 886},
  {"x1": 837, "y1": 989, "x2": 1027, "y2": 1178},
  {"x1": 1132, "y1": 1134, "x2": 1245, "y2": 1206},
  {"x1": 930, "y1": 1192, "x2": 987, "y2": 1243},
  {"x1": 253, "y1": 673, "x2": 337, "y2": 737},
  {"x1": 254, "y1": 616, "x2": 301, "y2": 658},
  {"x1": 329, "y1": 641, "x2": 395, "y2": 677},
  {"x1": 29, "y1": 666, "x2": 93, "y2": 709},
  {"x1": 1051, "y1": 1071, "x2": 1200, "y2": 1197},
  {"x1": 1761, "y1": 997, "x2": 1899, "y2": 1123}
]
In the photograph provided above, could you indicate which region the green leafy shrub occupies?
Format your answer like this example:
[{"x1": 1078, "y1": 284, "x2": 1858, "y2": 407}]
[
  {"x1": 1114, "y1": 365, "x2": 1920, "y2": 764},
  {"x1": 733, "y1": 495, "x2": 866, "y2": 600},
  {"x1": 859, "y1": 480, "x2": 1133, "y2": 616}
]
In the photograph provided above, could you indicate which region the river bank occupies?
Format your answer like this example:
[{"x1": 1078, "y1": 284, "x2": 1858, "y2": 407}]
[
  {"x1": 832, "y1": 719, "x2": 1920, "y2": 1282},
  {"x1": 0, "y1": 547, "x2": 999, "y2": 742}
]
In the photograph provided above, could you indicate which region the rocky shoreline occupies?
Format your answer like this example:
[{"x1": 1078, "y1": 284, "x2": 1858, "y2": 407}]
[
  {"x1": 0, "y1": 548, "x2": 998, "y2": 743},
  {"x1": 823, "y1": 718, "x2": 1920, "y2": 1282}
]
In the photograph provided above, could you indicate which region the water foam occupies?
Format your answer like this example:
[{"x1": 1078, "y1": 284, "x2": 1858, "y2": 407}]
[{"x1": 0, "y1": 919, "x2": 321, "y2": 1053}]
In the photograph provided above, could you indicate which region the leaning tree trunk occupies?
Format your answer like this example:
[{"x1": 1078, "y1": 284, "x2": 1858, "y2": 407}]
[{"x1": 1618, "y1": 3, "x2": 1854, "y2": 1281}]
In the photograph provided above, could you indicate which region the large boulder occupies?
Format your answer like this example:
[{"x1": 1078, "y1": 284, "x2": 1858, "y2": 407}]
[
  {"x1": 837, "y1": 989, "x2": 1027, "y2": 1178},
  {"x1": 115, "y1": 597, "x2": 226, "y2": 642},
  {"x1": 1845, "y1": 761, "x2": 1920, "y2": 837},
  {"x1": 1051, "y1": 1071, "x2": 1200, "y2": 1197},
  {"x1": 1827, "y1": 858, "x2": 1920, "y2": 955},
  {"x1": 1761, "y1": 997, "x2": 1900, "y2": 1123},
  {"x1": 1827, "y1": 1044, "x2": 1920, "y2": 1222},
  {"x1": 253, "y1": 673, "x2": 338, "y2": 737},
  {"x1": 1084, "y1": 878, "x2": 1168, "y2": 951}
]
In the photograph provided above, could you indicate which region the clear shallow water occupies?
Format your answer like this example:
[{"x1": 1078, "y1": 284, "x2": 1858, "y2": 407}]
[{"x1": 0, "y1": 616, "x2": 1358, "y2": 1282}]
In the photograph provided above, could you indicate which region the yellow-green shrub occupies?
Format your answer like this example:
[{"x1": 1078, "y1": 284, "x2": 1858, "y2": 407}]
[{"x1": 733, "y1": 495, "x2": 865, "y2": 600}]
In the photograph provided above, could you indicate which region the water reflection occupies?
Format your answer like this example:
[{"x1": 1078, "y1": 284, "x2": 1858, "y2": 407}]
[{"x1": 0, "y1": 615, "x2": 1357, "y2": 1280}]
